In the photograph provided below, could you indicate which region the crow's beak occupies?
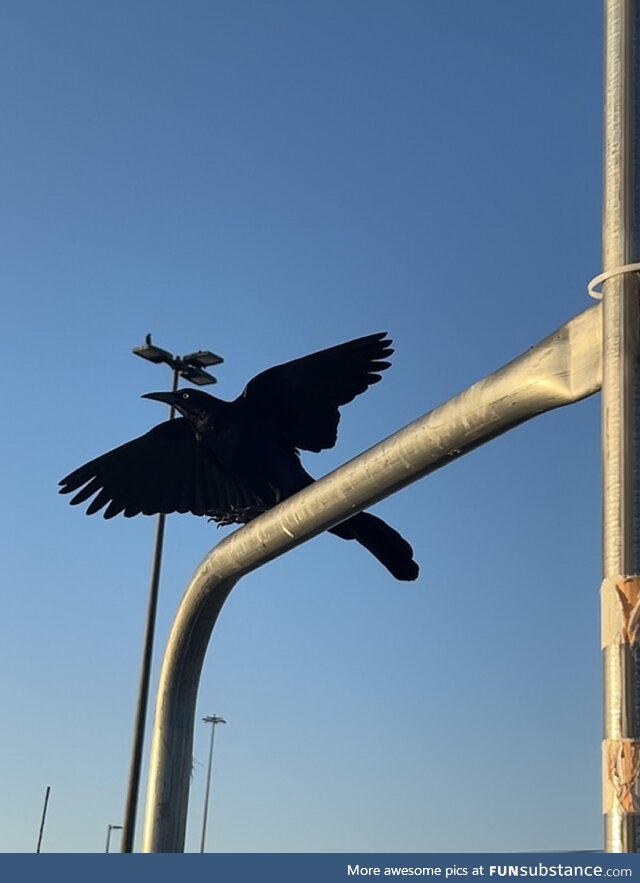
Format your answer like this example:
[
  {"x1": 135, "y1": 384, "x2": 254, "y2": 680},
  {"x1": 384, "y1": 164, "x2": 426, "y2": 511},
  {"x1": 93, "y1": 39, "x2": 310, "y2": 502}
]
[{"x1": 142, "y1": 391, "x2": 176, "y2": 405}]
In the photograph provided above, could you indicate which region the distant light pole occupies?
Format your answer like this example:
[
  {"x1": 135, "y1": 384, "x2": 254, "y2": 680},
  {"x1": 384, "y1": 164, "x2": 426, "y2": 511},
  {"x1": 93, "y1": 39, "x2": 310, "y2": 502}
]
[
  {"x1": 105, "y1": 824, "x2": 123, "y2": 853},
  {"x1": 199, "y1": 714, "x2": 226, "y2": 853},
  {"x1": 120, "y1": 335, "x2": 223, "y2": 854},
  {"x1": 36, "y1": 785, "x2": 51, "y2": 853}
]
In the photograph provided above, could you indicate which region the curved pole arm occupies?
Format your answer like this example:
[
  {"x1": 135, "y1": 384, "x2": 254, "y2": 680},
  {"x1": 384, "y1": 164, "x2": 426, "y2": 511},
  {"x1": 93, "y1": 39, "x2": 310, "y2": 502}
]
[{"x1": 142, "y1": 303, "x2": 602, "y2": 852}]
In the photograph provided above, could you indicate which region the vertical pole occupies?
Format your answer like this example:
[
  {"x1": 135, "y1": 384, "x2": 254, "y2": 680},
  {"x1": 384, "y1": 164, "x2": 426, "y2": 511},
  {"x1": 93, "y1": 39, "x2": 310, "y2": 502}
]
[
  {"x1": 36, "y1": 785, "x2": 50, "y2": 853},
  {"x1": 200, "y1": 717, "x2": 224, "y2": 853},
  {"x1": 121, "y1": 368, "x2": 179, "y2": 853},
  {"x1": 602, "y1": 0, "x2": 640, "y2": 852},
  {"x1": 106, "y1": 824, "x2": 122, "y2": 852}
]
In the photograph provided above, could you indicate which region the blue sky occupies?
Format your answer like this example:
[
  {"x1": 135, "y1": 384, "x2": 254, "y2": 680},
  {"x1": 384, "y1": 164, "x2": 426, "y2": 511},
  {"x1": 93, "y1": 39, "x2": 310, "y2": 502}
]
[{"x1": 1, "y1": 0, "x2": 603, "y2": 853}]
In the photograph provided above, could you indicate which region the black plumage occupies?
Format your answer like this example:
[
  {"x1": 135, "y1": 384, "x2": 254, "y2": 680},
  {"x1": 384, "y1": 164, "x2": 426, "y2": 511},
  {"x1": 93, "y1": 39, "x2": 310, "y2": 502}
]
[{"x1": 60, "y1": 332, "x2": 419, "y2": 581}]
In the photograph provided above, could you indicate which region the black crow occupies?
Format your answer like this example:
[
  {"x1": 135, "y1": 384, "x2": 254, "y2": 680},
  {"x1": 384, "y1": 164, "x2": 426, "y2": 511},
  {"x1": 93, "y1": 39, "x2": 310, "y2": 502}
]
[{"x1": 59, "y1": 332, "x2": 419, "y2": 581}]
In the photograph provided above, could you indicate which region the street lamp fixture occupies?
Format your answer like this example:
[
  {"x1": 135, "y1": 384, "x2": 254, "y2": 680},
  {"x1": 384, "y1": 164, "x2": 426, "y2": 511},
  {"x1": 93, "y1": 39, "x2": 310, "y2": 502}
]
[
  {"x1": 183, "y1": 349, "x2": 224, "y2": 367},
  {"x1": 133, "y1": 334, "x2": 223, "y2": 386}
]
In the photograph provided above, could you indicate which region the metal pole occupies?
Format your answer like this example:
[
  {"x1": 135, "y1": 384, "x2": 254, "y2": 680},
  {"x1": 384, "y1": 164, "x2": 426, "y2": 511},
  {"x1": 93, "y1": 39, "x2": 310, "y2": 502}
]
[
  {"x1": 601, "y1": 0, "x2": 640, "y2": 853},
  {"x1": 121, "y1": 367, "x2": 179, "y2": 853},
  {"x1": 36, "y1": 785, "x2": 50, "y2": 853},
  {"x1": 199, "y1": 715, "x2": 225, "y2": 853},
  {"x1": 105, "y1": 823, "x2": 122, "y2": 853},
  {"x1": 141, "y1": 304, "x2": 602, "y2": 852}
]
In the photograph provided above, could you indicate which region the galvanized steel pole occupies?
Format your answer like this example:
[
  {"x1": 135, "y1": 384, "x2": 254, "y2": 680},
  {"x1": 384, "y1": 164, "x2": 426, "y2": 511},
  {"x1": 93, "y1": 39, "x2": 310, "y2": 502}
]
[
  {"x1": 601, "y1": 0, "x2": 640, "y2": 853},
  {"x1": 141, "y1": 304, "x2": 602, "y2": 852}
]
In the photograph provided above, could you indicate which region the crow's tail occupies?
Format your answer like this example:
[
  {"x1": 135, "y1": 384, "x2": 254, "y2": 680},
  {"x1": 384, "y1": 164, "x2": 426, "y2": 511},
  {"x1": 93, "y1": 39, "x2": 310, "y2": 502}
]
[{"x1": 329, "y1": 512, "x2": 419, "y2": 581}]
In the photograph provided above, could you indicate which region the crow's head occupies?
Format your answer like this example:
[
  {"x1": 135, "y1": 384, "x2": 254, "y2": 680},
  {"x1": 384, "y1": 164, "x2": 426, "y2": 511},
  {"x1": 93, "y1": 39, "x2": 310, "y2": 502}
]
[{"x1": 143, "y1": 388, "x2": 219, "y2": 426}]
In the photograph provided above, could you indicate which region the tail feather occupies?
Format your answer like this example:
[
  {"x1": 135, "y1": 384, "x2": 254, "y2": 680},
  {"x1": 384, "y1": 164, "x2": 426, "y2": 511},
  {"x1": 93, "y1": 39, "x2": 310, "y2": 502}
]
[{"x1": 329, "y1": 512, "x2": 419, "y2": 581}]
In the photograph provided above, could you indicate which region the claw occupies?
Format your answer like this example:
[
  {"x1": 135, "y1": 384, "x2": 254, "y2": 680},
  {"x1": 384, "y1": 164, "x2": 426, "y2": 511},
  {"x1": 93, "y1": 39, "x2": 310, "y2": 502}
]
[{"x1": 206, "y1": 504, "x2": 269, "y2": 526}]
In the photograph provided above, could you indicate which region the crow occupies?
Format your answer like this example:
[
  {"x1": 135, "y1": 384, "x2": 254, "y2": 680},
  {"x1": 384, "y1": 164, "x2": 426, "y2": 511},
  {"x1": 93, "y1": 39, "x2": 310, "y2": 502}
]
[{"x1": 59, "y1": 332, "x2": 419, "y2": 581}]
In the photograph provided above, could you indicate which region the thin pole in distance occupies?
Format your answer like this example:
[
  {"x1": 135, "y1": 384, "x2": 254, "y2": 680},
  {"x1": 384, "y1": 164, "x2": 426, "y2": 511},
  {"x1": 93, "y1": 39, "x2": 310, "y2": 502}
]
[
  {"x1": 36, "y1": 785, "x2": 50, "y2": 853},
  {"x1": 200, "y1": 715, "x2": 226, "y2": 853},
  {"x1": 105, "y1": 823, "x2": 123, "y2": 853}
]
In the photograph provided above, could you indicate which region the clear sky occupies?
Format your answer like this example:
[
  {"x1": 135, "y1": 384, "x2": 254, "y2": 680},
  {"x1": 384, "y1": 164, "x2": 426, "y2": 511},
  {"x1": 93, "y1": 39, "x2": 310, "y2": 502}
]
[{"x1": 1, "y1": 0, "x2": 603, "y2": 854}]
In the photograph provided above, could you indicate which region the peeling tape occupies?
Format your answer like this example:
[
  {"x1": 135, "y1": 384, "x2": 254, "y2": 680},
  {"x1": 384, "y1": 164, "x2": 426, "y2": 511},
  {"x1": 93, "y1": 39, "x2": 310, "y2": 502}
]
[
  {"x1": 603, "y1": 738, "x2": 640, "y2": 813},
  {"x1": 601, "y1": 576, "x2": 640, "y2": 648}
]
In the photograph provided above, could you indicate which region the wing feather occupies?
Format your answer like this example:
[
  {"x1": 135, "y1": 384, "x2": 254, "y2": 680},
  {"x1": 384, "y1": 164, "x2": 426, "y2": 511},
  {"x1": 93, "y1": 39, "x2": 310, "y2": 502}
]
[
  {"x1": 241, "y1": 332, "x2": 393, "y2": 452},
  {"x1": 59, "y1": 418, "x2": 262, "y2": 519}
]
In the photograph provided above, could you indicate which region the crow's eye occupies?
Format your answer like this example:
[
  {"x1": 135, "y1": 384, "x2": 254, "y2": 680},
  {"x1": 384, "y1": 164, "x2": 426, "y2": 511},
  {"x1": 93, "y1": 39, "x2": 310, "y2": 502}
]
[{"x1": 182, "y1": 392, "x2": 190, "y2": 400}]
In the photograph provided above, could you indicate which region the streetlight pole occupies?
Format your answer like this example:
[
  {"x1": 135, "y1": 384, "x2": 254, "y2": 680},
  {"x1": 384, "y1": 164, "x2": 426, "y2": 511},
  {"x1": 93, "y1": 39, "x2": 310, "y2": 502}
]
[
  {"x1": 199, "y1": 715, "x2": 226, "y2": 853},
  {"x1": 35, "y1": 785, "x2": 50, "y2": 854},
  {"x1": 105, "y1": 824, "x2": 123, "y2": 853},
  {"x1": 120, "y1": 336, "x2": 223, "y2": 854}
]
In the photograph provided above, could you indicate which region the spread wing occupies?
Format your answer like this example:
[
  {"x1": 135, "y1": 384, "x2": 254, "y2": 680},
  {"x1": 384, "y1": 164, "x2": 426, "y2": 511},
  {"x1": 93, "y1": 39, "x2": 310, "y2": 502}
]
[
  {"x1": 241, "y1": 331, "x2": 393, "y2": 452},
  {"x1": 59, "y1": 418, "x2": 263, "y2": 519}
]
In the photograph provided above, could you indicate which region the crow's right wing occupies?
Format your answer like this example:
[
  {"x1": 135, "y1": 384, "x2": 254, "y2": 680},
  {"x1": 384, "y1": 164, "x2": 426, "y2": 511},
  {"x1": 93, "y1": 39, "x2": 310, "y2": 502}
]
[
  {"x1": 59, "y1": 418, "x2": 262, "y2": 519},
  {"x1": 241, "y1": 332, "x2": 393, "y2": 452}
]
